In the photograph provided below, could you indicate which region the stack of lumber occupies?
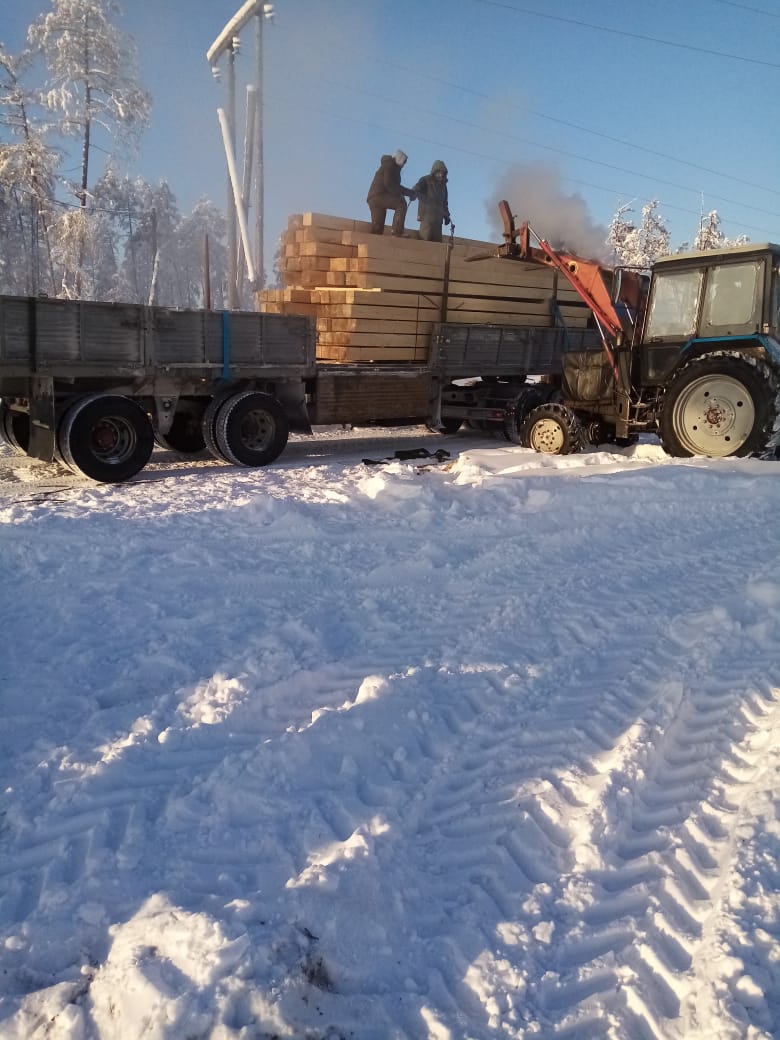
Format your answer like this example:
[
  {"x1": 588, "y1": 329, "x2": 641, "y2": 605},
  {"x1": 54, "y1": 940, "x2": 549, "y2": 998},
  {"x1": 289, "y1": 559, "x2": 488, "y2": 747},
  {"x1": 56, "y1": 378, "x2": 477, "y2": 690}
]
[{"x1": 257, "y1": 213, "x2": 590, "y2": 363}]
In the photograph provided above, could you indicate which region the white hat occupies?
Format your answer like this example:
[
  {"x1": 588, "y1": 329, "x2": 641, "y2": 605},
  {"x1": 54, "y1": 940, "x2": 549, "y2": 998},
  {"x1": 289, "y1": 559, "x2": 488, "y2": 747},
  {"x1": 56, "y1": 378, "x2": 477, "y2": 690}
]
[{"x1": 392, "y1": 149, "x2": 407, "y2": 166}]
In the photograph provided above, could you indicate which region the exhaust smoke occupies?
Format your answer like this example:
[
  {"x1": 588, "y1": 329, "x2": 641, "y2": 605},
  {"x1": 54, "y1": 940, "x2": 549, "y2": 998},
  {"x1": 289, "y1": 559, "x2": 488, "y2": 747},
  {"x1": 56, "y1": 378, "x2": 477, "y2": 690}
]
[{"x1": 487, "y1": 162, "x2": 609, "y2": 261}]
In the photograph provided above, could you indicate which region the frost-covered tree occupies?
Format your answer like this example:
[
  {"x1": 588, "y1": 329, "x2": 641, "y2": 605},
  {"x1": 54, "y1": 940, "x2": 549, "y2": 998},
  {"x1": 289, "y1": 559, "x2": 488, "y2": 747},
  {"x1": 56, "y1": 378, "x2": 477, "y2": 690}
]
[
  {"x1": 123, "y1": 180, "x2": 180, "y2": 306},
  {"x1": 28, "y1": 0, "x2": 150, "y2": 208},
  {"x1": 91, "y1": 167, "x2": 151, "y2": 300},
  {"x1": 174, "y1": 199, "x2": 228, "y2": 309},
  {"x1": 0, "y1": 45, "x2": 59, "y2": 294},
  {"x1": 28, "y1": 0, "x2": 151, "y2": 294},
  {"x1": 694, "y1": 210, "x2": 748, "y2": 251},
  {"x1": 607, "y1": 200, "x2": 670, "y2": 268}
]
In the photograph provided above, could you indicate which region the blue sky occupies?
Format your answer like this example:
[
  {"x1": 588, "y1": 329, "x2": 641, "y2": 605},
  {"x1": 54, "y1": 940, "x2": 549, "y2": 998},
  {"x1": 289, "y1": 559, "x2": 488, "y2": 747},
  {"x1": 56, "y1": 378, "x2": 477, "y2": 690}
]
[{"x1": 5, "y1": 0, "x2": 780, "y2": 271}]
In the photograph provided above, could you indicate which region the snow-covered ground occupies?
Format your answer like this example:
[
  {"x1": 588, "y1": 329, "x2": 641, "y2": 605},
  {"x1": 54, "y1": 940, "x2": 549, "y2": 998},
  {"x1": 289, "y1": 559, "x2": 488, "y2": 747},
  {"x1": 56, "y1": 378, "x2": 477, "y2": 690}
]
[{"x1": 1, "y1": 427, "x2": 779, "y2": 1040}]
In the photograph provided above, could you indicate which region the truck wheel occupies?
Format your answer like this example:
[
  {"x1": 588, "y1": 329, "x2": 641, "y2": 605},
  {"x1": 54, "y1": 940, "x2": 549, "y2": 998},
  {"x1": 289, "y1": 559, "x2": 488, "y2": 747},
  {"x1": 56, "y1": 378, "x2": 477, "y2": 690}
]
[
  {"x1": 59, "y1": 394, "x2": 154, "y2": 482},
  {"x1": 521, "y1": 402, "x2": 583, "y2": 455},
  {"x1": 155, "y1": 399, "x2": 208, "y2": 454},
  {"x1": 0, "y1": 402, "x2": 30, "y2": 454},
  {"x1": 438, "y1": 417, "x2": 463, "y2": 434},
  {"x1": 659, "y1": 353, "x2": 777, "y2": 458},
  {"x1": 214, "y1": 391, "x2": 289, "y2": 467}
]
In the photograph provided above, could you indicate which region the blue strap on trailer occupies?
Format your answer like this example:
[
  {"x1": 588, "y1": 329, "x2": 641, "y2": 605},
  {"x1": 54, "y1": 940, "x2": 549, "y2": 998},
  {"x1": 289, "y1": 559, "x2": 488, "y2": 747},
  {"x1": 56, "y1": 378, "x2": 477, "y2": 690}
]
[{"x1": 221, "y1": 310, "x2": 232, "y2": 380}]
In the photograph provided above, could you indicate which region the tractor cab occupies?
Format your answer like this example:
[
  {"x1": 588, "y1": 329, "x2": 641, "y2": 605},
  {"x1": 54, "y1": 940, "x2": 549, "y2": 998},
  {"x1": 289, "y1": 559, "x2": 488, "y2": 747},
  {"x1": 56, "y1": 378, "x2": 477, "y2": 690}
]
[{"x1": 639, "y1": 242, "x2": 780, "y2": 385}]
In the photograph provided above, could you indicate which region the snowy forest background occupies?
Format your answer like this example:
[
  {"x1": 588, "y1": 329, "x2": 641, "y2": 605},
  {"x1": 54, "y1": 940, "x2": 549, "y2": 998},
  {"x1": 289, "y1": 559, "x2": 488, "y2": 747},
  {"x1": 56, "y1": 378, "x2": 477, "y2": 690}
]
[{"x1": 1, "y1": 0, "x2": 751, "y2": 309}]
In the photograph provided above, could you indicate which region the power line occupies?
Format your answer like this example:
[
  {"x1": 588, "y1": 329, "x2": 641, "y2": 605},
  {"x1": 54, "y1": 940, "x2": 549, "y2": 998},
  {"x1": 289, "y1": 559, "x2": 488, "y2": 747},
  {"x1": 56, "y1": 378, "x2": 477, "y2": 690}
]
[
  {"x1": 270, "y1": 23, "x2": 780, "y2": 203},
  {"x1": 472, "y1": 0, "x2": 780, "y2": 71},
  {"x1": 265, "y1": 94, "x2": 780, "y2": 240},
  {"x1": 364, "y1": 60, "x2": 780, "y2": 200},
  {"x1": 312, "y1": 76, "x2": 780, "y2": 224},
  {"x1": 713, "y1": 0, "x2": 780, "y2": 17}
]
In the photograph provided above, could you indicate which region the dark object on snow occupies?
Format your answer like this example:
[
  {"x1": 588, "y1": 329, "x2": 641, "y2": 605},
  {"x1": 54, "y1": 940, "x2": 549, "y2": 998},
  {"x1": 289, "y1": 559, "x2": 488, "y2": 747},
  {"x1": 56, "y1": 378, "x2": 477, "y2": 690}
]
[{"x1": 362, "y1": 447, "x2": 451, "y2": 465}]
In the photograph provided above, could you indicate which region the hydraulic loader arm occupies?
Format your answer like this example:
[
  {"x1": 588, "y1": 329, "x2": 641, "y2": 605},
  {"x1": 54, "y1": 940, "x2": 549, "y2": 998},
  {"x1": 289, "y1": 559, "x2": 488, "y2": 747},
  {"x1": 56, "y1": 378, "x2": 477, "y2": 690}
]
[{"x1": 497, "y1": 200, "x2": 625, "y2": 342}]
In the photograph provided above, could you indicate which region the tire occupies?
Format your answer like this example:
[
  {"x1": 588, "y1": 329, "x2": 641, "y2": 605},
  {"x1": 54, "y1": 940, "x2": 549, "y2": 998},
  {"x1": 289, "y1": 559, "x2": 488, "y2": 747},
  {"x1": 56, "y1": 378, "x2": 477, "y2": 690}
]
[
  {"x1": 438, "y1": 417, "x2": 463, "y2": 434},
  {"x1": 155, "y1": 399, "x2": 208, "y2": 454},
  {"x1": 503, "y1": 385, "x2": 554, "y2": 444},
  {"x1": 200, "y1": 392, "x2": 235, "y2": 462},
  {"x1": 521, "y1": 402, "x2": 584, "y2": 455},
  {"x1": 59, "y1": 394, "x2": 154, "y2": 482},
  {"x1": 0, "y1": 401, "x2": 30, "y2": 454},
  {"x1": 658, "y1": 353, "x2": 777, "y2": 458},
  {"x1": 214, "y1": 391, "x2": 289, "y2": 467}
]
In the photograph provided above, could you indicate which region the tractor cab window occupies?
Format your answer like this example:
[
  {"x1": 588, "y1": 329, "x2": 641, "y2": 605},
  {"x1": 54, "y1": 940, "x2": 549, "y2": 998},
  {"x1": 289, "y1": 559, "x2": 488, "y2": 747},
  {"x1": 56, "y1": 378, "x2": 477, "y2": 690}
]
[
  {"x1": 644, "y1": 268, "x2": 703, "y2": 340},
  {"x1": 701, "y1": 261, "x2": 762, "y2": 333},
  {"x1": 772, "y1": 267, "x2": 780, "y2": 333}
]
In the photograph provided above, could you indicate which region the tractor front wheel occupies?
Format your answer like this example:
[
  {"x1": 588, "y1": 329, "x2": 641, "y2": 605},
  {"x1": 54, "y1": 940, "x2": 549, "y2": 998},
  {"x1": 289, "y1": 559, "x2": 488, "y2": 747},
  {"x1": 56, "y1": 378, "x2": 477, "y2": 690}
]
[{"x1": 521, "y1": 403, "x2": 583, "y2": 455}]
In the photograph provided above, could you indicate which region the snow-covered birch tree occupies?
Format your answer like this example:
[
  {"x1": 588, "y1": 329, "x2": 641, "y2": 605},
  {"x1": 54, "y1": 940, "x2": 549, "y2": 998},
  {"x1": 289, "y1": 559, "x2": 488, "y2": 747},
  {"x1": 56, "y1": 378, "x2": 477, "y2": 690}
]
[
  {"x1": 607, "y1": 200, "x2": 670, "y2": 268},
  {"x1": 0, "y1": 45, "x2": 59, "y2": 294},
  {"x1": 27, "y1": 0, "x2": 151, "y2": 294},
  {"x1": 174, "y1": 199, "x2": 228, "y2": 309},
  {"x1": 694, "y1": 210, "x2": 748, "y2": 251}
]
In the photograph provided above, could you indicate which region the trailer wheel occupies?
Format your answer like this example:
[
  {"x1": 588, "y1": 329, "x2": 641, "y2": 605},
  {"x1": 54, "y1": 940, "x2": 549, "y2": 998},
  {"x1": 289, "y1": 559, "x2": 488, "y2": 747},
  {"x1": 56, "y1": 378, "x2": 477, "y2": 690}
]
[
  {"x1": 155, "y1": 399, "x2": 208, "y2": 455},
  {"x1": 59, "y1": 394, "x2": 154, "y2": 482},
  {"x1": 521, "y1": 402, "x2": 583, "y2": 455},
  {"x1": 200, "y1": 392, "x2": 237, "y2": 462},
  {"x1": 438, "y1": 417, "x2": 463, "y2": 434},
  {"x1": 214, "y1": 391, "x2": 289, "y2": 467},
  {"x1": 659, "y1": 353, "x2": 777, "y2": 458},
  {"x1": 0, "y1": 402, "x2": 30, "y2": 454}
]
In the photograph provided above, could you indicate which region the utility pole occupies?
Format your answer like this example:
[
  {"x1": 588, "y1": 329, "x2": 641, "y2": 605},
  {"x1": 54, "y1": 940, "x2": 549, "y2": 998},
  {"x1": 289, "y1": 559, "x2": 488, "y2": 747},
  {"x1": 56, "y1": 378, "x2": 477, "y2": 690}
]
[
  {"x1": 226, "y1": 41, "x2": 238, "y2": 310},
  {"x1": 255, "y1": 9, "x2": 265, "y2": 289},
  {"x1": 207, "y1": 1, "x2": 274, "y2": 309}
]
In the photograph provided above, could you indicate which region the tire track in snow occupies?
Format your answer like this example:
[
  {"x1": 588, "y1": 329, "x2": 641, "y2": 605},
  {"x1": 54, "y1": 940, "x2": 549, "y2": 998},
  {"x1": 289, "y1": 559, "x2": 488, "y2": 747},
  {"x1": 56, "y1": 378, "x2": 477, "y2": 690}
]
[
  {"x1": 514, "y1": 606, "x2": 780, "y2": 1040},
  {"x1": 316, "y1": 572, "x2": 780, "y2": 1038}
]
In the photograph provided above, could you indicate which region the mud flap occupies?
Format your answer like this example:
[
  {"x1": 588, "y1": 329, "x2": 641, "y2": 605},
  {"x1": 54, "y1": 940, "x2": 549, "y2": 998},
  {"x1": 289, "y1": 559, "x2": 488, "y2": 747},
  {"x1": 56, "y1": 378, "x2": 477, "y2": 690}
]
[{"x1": 28, "y1": 376, "x2": 56, "y2": 462}]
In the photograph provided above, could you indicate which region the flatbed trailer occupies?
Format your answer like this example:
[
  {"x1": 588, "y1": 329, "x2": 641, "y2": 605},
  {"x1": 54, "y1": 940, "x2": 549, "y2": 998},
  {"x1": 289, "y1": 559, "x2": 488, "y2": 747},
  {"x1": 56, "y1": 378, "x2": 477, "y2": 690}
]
[{"x1": 0, "y1": 294, "x2": 595, "y2": 482}]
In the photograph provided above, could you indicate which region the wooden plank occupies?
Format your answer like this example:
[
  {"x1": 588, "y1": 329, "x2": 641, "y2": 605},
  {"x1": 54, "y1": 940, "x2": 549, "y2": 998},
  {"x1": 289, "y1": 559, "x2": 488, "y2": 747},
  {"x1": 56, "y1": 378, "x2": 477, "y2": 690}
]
[
  {"x1": 257, "y1": 288, "x2": 318, "y2": 304},
  {"x1": 316, "y1": 344, "x2": 429, "y2": 363},
  {"x1": 280, "y1": 256, "x2": 334, "y2": 272},
  {"x1": 449, "y1": 259, "x2": 556, "y2": 290},
  {"x1": 286, "y1": 241, "x2": 355, "y2": 259},
  {"x1": 327, "y1": 272, "x2": 444, "y2": 293},
  {"x1": 293, "y1": 226, "x2": 356, "y2": 245},
  {"x1": 317, "y1": 317, "x2": 434, "y2": 334},
  {"x1": 327, "y1": 257, "x2": 447, "y2": 279},
  {"x1": 351, "y1": 236, "x2": 448, "y2": 262},
  {"x1": 310, "y1": 288, "x2": 383, "y2": 302},
  {"x1": 318, "y1": 331, "x2": 429, "y2": 349},
  {"x1": 308, "y1": 301, "x2": 439, "y2": 320},
  {"x1": 300, "y1": 212, "x2": 371, "y2": 232}
]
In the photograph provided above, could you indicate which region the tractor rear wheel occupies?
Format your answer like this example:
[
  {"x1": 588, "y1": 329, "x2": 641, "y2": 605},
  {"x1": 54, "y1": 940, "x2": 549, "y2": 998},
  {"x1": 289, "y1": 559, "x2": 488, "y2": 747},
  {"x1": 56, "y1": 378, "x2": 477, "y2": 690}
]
[
  {"x1": 659, "y1": 353, "x2": 777, "y2": 458},
  {"x1": 521, "y1": 402, "x2": 584, "y2": 455}
]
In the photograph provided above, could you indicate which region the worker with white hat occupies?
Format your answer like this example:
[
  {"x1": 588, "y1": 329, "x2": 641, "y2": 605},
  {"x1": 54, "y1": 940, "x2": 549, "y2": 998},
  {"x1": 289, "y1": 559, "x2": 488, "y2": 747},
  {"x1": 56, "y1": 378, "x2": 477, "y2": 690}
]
[{"x1": 366, "y1": 150, "x2": 416, "y2": 236}]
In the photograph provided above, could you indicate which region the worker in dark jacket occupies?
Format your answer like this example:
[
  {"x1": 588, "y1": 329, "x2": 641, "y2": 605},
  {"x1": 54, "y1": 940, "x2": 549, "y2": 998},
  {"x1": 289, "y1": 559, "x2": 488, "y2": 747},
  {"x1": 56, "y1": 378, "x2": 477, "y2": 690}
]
[
  {"x1": 367, "y1": 150, "x2": 416, "y2": 236},
  {"x1": 412, "y1": 160, "x2": 450, "y2": 242}
]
